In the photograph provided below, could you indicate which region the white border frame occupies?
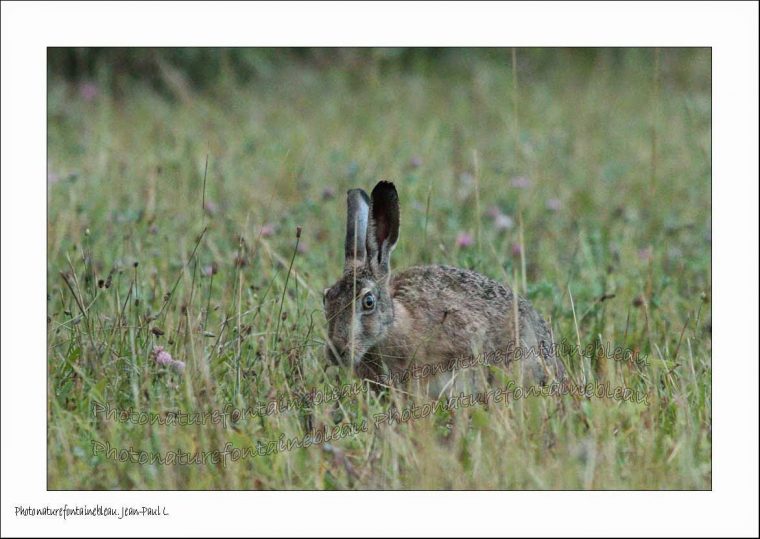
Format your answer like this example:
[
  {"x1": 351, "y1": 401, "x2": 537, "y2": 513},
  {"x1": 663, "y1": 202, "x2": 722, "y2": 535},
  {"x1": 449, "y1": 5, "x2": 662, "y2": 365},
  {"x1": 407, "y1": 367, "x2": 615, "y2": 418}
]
[{"x1": 2, "y1": 1, "x2": 758, "y2": 537}]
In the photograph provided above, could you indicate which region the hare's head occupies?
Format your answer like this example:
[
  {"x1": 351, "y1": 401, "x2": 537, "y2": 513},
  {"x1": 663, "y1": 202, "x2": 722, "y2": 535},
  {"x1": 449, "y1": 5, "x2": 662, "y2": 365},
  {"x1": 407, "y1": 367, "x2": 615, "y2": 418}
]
[{"x1": 323, "y1": 181, "x2": 399, "y2": 366}]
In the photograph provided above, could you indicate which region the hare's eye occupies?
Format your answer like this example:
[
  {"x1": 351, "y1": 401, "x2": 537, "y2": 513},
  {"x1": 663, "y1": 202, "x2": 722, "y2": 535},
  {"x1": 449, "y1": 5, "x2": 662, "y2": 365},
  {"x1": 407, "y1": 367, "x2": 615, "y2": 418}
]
[{"x1": 362, "y1": 292, "x2": 376, "y2": 311}]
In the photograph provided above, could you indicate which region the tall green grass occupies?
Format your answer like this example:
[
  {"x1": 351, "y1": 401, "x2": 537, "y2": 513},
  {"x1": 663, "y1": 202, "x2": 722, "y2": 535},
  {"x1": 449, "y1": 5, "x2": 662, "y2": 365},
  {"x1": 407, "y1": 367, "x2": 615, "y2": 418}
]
[{"x1": 47, "y1": 49, "x2": 711, "y2": 489}]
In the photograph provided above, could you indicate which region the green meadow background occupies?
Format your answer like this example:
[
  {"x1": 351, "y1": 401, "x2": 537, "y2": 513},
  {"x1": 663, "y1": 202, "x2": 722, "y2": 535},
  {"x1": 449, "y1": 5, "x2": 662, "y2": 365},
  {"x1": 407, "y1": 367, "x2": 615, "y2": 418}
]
[{"x1": 47, "y1": 48, "x2": 711, "y2": 489}]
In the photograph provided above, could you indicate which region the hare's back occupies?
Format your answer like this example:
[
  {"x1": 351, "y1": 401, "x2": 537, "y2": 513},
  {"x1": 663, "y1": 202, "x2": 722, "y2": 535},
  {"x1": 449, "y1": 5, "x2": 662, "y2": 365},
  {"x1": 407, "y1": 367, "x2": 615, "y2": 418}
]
[
  {"x1": 391, "y1": 265, "x2": 516, "y2": 311},
  {"x1": 390, "y1": 265, "x2": 552, "y2": 349}
]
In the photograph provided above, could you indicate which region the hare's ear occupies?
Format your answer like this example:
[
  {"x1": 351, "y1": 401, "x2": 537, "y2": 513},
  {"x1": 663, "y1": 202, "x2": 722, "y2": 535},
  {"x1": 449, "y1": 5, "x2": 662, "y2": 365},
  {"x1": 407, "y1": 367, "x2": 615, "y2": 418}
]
[
  {"x1": 366, "y1": 181, "x2": 399, "y2": 278},
  {"x1": 344, "y1": 188, "x2": 370, "y2": 271}
]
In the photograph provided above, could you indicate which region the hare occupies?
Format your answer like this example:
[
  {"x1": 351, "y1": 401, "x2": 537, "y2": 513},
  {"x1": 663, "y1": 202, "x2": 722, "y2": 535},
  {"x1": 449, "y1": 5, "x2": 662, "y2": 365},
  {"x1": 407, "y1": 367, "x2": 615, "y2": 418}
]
[{"x1": 323, "y1": 181, "x2": 565, "y2": 398}]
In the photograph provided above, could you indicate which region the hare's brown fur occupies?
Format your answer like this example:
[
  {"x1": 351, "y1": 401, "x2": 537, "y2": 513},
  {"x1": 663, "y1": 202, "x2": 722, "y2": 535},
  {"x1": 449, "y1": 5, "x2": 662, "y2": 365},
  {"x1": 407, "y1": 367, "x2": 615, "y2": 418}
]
[{"x1": 370, "y1": 265, "x2": 563, "y2": 394}]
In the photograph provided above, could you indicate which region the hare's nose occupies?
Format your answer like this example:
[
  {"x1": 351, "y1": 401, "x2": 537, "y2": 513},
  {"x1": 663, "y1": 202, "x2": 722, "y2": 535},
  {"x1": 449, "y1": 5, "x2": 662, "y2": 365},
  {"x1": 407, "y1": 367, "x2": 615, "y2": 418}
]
[{"x1": 324, "y1": 341, "x2": 344, "y2": 366}]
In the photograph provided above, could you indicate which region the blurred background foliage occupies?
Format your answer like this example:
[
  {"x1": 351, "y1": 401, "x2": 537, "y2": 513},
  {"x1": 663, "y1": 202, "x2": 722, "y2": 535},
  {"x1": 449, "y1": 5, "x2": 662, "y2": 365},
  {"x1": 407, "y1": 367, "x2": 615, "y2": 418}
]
[{"x1": 48, "y1": 47, "x2": 709, "y2": 98}]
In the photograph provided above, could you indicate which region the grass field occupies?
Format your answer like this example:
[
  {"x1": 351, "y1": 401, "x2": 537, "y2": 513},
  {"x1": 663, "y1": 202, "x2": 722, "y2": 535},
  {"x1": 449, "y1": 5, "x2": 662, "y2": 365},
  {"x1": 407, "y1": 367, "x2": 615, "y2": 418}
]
[{"x1": 47, "y1": 48, "x2": 711, "y2": 489}]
